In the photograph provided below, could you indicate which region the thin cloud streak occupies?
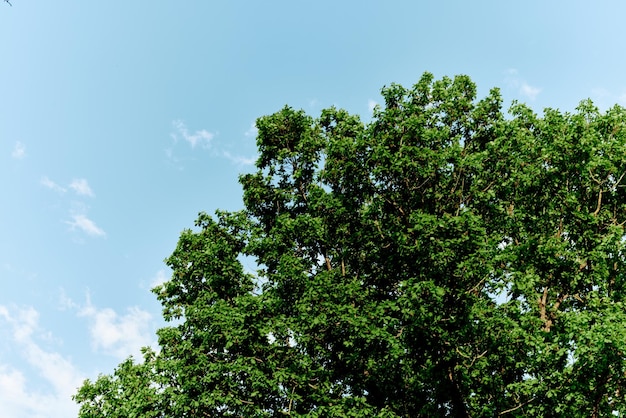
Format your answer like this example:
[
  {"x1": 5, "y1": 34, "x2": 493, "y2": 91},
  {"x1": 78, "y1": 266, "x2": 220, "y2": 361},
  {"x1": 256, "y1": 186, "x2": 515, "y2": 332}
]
[
  {"x1": 69, "y1": 179, "x2": 95, "y2": 197},
  {"x1": 169, "y1": 119, "x2": 256, "y2": 167},
  {"x1": 66, "y1": 214, "x2": 106, "y2": 237},
  {"x1": 172, "y1": 120, "x2": 215, "y2": 148},
  {"x1": 222, "y1": 150, "x2": 256, "y2": 167},
  {"x1": 41, "y1": 176, "x2": 67, "y2": 193}
]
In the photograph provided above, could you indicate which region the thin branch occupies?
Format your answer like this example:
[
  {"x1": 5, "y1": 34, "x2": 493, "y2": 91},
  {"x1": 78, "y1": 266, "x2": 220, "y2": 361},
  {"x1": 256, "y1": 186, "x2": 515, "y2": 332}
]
[
  {"x1": 614, "y1": 170, "x2": 626, "y2": 188},
  {"x1": 588, "y1": 167, "x2": 603, "y2": 185},
  {"x1": 593, "y1": 190, "x2": 602, "y2": 216},
  {"x1": 539, "y1": 286, "x2": 550, "y2": 331},
  {"x1": 469, "y1": 350, "x2": 488, "y2": 368},
  {"x1": 287, "y1": 384, "x2": 296, "y2": 415},
  {"x1": 482, "y1": 179, "x2": 496, "y2": 193},
  {"x1": 551, "y1": 293, "x2": 568, "y2": 316},
  {"x1": 499, "y1": 397, "x2": 536, "y2": 415},
  {"x1": 467, "y1": 275, "x2": 487, "y2": 296},
  {"x1": 456, "y1": 346, "x2": 472, "y2": 359}
]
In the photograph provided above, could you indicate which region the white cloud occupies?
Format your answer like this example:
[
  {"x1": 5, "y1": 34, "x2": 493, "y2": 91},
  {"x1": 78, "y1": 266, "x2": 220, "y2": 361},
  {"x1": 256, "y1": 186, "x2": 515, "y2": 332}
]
[
  {"x1": 368, "y1": 99, "x2": 379, "y2": 113},
  {"x1": 0, "y1": 364, "x2": 80, "y2": 418},
  {"x1": 150, "y1": 269, "x2": 169, "y2": 288},
  {"x1": 41, "y1": 177, "x2": 95, "y2": 197},
  {"x1": 222, "y1": 150, "x2": 256, "y2": 167},
  {"x1": 172, "y1": 119, "x2": 215, "y2": 149},
  {"x1": 504, "y1": 68, "x2": 541, "y2": 101},
  {"x1": 66, "y1": 214, "x2": 106, "y2": 237},
  {"x1": 11, "y1": 141, "x2": 25, "y2": 159},
  {"x1": 169, "y1": 119, "x2": 257, "y2": 168},
  {"x1": 79, "y1": 298, "x2": 154, "y2": 360},
  {"x1": 226, "y1": 123, "x2": 259, "y2": 165},
  {"x1": 42, "y1": 178, "x2": 103, "y2": 238},
  {"x1": 244, "y1": 122, "x2": 258, "y2": 138},
  {"x1": 0, "y1": 305, "x2": 38, "y2": 342},
  {"x1": 0, "y1": 305, "x2": 83, "y2": 418},
  {"x1": 69, "y1": 179, "x2": 94, "y2": 197},
  {"x1": 40, "y1": 176, "x2": 66, "y2": 193},
  {"x1": 520, "y1": 83, "x2": 541, "y2": 100}
]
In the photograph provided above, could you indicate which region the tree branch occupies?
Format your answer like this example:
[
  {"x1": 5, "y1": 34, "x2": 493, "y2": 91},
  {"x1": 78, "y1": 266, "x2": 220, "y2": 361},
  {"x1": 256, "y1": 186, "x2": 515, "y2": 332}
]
[
  {"x1": 499, "y1": 397, "x2": 536, "y2": 415},
  {"x1": 539, "y1": 286, "x2": 551, "y2": 332},
  {"x1": 593, "y1": 190, "x2": 602, "y2": 216}
]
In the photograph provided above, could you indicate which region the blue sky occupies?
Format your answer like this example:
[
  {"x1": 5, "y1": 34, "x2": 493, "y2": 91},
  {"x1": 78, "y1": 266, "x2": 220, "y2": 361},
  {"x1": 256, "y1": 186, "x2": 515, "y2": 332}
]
[{"x1": 2, "y1": 1, "x2": 626, "y2": 416}]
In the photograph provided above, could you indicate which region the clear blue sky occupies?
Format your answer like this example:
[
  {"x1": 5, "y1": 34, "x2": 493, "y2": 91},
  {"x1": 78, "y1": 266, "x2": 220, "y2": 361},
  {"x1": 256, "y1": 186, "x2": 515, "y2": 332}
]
[{"x1": 2, "y1": 1, "x2": 626, "y2": 416}]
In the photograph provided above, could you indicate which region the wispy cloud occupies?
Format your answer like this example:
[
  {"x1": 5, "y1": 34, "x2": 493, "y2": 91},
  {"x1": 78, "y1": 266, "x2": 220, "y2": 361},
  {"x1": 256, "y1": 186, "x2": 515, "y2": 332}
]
[
  {"x1": 229, "y1": 123, "x2": 259, "y2": 166},
  {"x1": 66, "y1": 214, "x2": 106, "y2": 237},
  {"x1": 244, "y1": 122, "x2": 258, "y2": 138},
  {"x1": 222, "y1": 150, "x2": 256, "y2": 167},
  {"x1": 78, "y1": 296, "x2": 154, "y2": 360},
  {"x1": 57, "y1": 288, "x2": 80, "y2": 311},
  {"x1": 519, "y1": 83, "x2": 541, "y2": 101},
  {"x1": 41, "y1": 177, "x2": 104, "y2": 238},
  {"x1": 368, "y1": 99, "x2": 379, "y2": 113},
  {"x1": 41, "y1": 176, "x2": 67, "y2": 193},
  {"x1": 0, "y1": 305, "x2": 38, "y2": 342},
  {"x1": 11, "y1": 141, "x2": 25, "y2": 159},
  {"x1": 69, "y1": 179, "x2": 94, "y2": 197},
  {"x1": 172, "y1": 120, "x2": 215, "y2": 149},
  {"x1": 168, "y1": 119, "x2": 256, "y2": 167},
  {"x1": 0, "y1": 305, "x2": 82, "y2": 418},
  {"x1": 149, "y1": 269, "x2": 169, "y2": 289},
  {"x1": 504, "y1": 69, "x2": 541, "y2": 101}
]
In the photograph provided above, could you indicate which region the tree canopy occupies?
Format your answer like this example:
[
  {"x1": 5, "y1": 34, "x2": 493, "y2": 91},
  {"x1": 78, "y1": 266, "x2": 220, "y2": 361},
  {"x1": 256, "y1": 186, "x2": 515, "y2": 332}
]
[{"x1": 74, "y1": 73, "x2": 626, "y2": 417}]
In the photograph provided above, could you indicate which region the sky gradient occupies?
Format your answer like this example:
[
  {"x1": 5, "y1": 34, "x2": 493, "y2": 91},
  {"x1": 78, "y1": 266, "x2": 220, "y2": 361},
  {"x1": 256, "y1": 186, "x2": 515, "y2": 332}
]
[{"x1": 3, "y1": 1, "x2": 626, "y2": 416}]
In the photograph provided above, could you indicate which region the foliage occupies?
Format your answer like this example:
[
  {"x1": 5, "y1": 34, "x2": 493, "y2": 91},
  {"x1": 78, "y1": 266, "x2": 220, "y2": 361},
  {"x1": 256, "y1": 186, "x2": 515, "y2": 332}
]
[{"x1": 74, "y1": 73, "x2": 626, "y2": 417}]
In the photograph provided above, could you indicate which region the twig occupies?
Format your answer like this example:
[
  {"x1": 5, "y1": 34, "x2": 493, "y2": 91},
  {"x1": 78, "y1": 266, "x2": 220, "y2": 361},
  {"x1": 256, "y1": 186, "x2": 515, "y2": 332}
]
[
  {"x1": 287, "y1": 384, "x2": 296, "y2": 415},
  {"x1": 588, "y1": 167, "x2": 603, "y2": 185},
  {"x1": 499, "y1": 397, "x2": 536, "y2": 415}
]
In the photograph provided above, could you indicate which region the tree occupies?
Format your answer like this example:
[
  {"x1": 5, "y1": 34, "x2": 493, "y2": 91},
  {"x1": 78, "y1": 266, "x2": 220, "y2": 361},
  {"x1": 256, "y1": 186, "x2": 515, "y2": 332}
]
[{"x1": 74, "y1": 73, "x2": 626, "y2": 417}]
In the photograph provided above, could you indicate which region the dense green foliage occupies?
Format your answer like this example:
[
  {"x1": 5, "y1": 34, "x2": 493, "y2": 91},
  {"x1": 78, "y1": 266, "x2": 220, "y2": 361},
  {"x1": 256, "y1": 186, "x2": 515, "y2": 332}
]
[{"x1": 74, "y1": 73, "x2": 626, "y2": 416}]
